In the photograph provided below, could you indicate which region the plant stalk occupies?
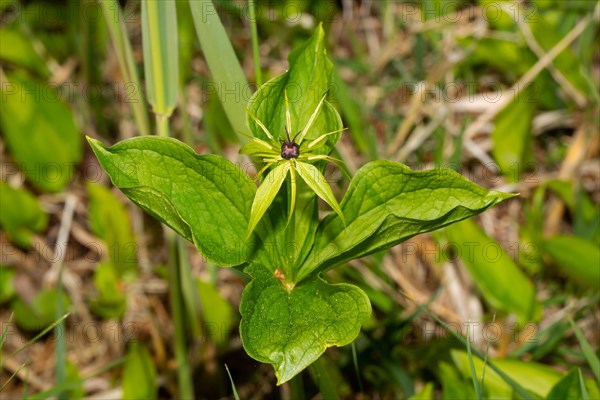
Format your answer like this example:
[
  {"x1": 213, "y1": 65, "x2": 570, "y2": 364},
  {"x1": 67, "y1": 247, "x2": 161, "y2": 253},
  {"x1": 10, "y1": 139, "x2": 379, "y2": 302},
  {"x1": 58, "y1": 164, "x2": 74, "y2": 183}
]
[
  {"x1": 167, "y1": 231, "x2": 195, "y2": 400},
  {"x1": 100, "y1": 0, "x2": 151, "y2": 136},
  {"x1": 156, "y1": 114, "x2": 170, "y2": 138},
  {"x1": 248, "y1": 0, "x2": 262, "y2": 87}
]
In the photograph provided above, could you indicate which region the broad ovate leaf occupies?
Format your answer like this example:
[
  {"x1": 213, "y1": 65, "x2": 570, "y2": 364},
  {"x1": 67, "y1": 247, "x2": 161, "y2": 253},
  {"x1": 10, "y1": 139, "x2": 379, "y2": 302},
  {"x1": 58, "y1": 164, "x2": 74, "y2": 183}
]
[
  {"x1": 88, "y1": 136, "x2": 255, "y2": 266},
  {"x1": 298, "y1": 161, "x2": 516, "y2": 281},
  {"x1": 240, "y1": 263, "x2": 371, "y2": 384}
]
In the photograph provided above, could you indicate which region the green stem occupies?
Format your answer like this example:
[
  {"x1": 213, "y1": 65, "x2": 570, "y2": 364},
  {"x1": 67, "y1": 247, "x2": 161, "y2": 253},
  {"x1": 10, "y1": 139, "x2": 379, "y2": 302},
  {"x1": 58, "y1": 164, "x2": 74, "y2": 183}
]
[
  {"x1": 167, "y1": 232, "x2": 194, "y2": 400},
  {"x1": 178, "y1": 94, "x2": 194, "y2": 145},
  {"x1": 287, "y1": 374, "x2": 305, "y2": 400},
  {"x1": 55, "y1": 276, "x2": 66, "y2": 400},
  {"x1": 248, "y1": 0, "x2": 262, "y2": 87},
  {"x1": 156, "y1": 114, "x2": 170, "y2": 137},
  {"x1": 100, "y1": 0, "x2": 151, "y2": 136},
  {"x1": 146, "y1": 3, "x2": 167, "y2": 113},
  {"x1": 309, "y1": 357, "x2": 340, "y2": 400},
  {"x1": 158, "y1": 114, "x2": 192, "y2": 398}
]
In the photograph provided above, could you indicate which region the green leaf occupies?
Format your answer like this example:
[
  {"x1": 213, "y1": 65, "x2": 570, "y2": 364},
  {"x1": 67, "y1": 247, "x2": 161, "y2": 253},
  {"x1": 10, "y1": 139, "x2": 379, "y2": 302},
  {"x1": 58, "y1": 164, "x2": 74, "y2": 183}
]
[
  {"x1": 247, "y1": 24, "x2": 342, "y2": 154},
  {"x1": 239, "y1": 139, "x2": 276, "y2": 157},
  {"x1": 451, "y1": 350, "x2": 600, "y2": 399},
  {"x1": 308, "y1": 357, "x2": 343, "y2": 400},
  {"x1": 547, "y1": 369, "x2": 585, "y2": 400},
  {"x1": 12, "y1": 288, "x2": 71, "y2": 332},
  {"x1": 492, "y1": 96, "x2": 535, "y2": 182},
  {"x1": 197, "y1": 279, "x2": 234, "y2": 347},
  {"x1": 0, "y1": 182, "x2": 48, "y2": 248},
  {"x1": 141, "y1": 0, "x2": 178, "y2": 117},
  {"x1": 297, "y1": 161, "x2": 516, "y2": 282},
  {"x1": 570, "y1": 319, "x2": 600, "y2": 382},
  {"x1": 188, "y1": 0, "x2": 250, "y2": 140},
  {"x1": 0, "y1": 25, "x2": 50, "y2": 77},
  {"x1": 444, "y1": 219, "x2": 540, "y2": 324},
  {"x1": 246, "y1": 162, "x2": 290, "y2": 238},
  {"x1": 295, "y1": 161, "x2": 344, "y2": 223},
  {"x1": 543, "y1": 236, "x2": 600, "y2": 291},
  {"x1": 545, "y1": 180, "x2": 599, "y2": 241},
  {"x1": 408, "y1": 382, "x2": 434, "y2": 400},
  {"x1": 87, "y1": 182, "x2": 137, "y2": 277},
  {"x1": 0, "y1": 266, "x2": 16, "y2": 304},
  {"x1": 87, "y1": 136, "x2": 255, "y2": 266},
  {"x1": 203, "y1": 90, "x2": 239, "y2": 146},
  {"x1": 89, "y1": 261, "x2": 126, "y2": 319},
  {"x1": 65, "y1": 361, "x2": 84, "y2": 400},
  {"x1": 440, "y1": 362, "x2": 476, "y2": 400},
  {"x1": 122, "y1": 342, "x2": 157, "y2": 400},
  {"x1": 466, "y1": 321, "x2": 482, "y2": 400},
  {"x1": 240, "y1": 263, "x2": 371, "y2": 384},
  {"x1": 0, "y1": 74, "x2": 82, "y2": 192}
]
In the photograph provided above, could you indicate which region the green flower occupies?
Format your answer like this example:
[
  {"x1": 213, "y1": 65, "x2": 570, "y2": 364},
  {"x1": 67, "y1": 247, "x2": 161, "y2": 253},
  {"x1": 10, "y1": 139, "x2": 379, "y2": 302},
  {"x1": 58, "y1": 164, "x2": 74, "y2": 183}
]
[{"x1": 241, "y1": 91, "x2": 346, "y2": 238}]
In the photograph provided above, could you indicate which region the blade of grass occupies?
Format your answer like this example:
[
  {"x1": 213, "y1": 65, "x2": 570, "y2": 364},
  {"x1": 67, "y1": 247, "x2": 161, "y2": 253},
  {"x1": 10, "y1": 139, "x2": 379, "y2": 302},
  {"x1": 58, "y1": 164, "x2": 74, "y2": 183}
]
[
  {"x1": 578, "y1": 369, "x2": 590, "y2": 400},
  {"x1": 141, "y1": 0, "x2": 178, "y2": 137},
  {"x1": 52, "y1": 194, "x2": 76, "y2": 400},
  {"x1": 0, "y1": 362, "x2": 26, "y2": 392},
  {"x1": 188, "y1": 0, "x2": 250, "y2": 142},
  {"x1": 332, "y1": 68, "x2": 374, "y2": 159},
  {"x1": 100, "y1": 0, "x2": 151, "y2": 136},
  {"x1": 248, "y1": 0, "x2": 262, "y2": 87},
  {"x1": 21, "y1": 365, "x2": 29, "y2": 399},
  {"x1": 4, "y1": 313, "x2": 69, "y2": 362},
  {"x1": 569, "y1": 319, "x2": 600, "y2": 382},
  {"x1": 176, "y1": 1, "x2": 195, "y2": 144},
  {"x1": 224, "y1": 364, "x2": 240, "y2": 400},
  {"x1": 481, "y1": 313, "x2": 496, "y2": 388},
  {"x1": 351, "y1": 342, "x2": 364, "y2": 393},
  {"x1": 55, "y1": 278, "x2": 66, "y2": 400},
  {"x1": 0, "y1": 312, "x2": 13, "y2": 352},
  {"x1": 26, "y1": 358, "x2": 125, "y2": 400},
  {"x1": 466, "y1": 320, "x2": 483, "y2": 400}
]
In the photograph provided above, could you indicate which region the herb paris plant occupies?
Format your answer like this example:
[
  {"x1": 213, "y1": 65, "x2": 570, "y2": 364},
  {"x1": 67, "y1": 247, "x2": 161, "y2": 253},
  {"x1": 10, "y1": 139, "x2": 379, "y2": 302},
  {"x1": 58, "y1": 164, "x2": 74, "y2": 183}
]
[{"x1": 88, "y1": 25, "x2": 516, "y2": 385}]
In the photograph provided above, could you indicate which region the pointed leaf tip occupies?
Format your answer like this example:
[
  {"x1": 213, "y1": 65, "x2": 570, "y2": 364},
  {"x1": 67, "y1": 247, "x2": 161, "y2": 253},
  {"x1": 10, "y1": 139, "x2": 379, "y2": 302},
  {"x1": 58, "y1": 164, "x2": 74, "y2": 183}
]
[{"x1": 246, "y1": 163, "x2": 290, "y2": 238}]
